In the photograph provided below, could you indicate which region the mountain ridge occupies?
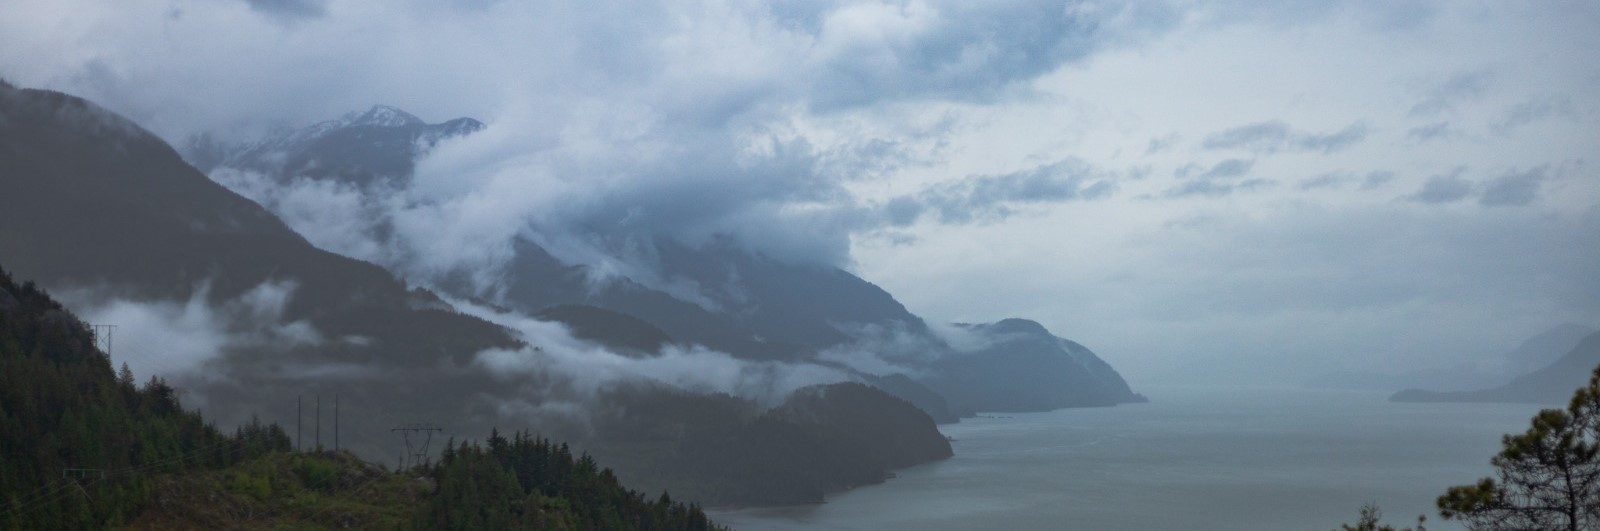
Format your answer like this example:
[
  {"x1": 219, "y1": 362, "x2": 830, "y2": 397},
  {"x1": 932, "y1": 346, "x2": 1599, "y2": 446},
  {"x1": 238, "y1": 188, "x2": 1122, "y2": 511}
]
[
  {"x1": 198, "y1": 103, "x2": 1150, "y2": 418},
  {"x1": 0, "y1": 82, "x2": 956, "y2": 506},
  {"x1": 1392, "y1": 330, "x2": 1600, "y2": 404}
]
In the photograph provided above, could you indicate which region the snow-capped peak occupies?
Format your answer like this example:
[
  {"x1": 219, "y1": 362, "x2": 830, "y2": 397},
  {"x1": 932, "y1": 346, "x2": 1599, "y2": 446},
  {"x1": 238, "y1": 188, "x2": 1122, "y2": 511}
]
[{"x1": 345, "y1": 105, "x2": 423, "y2": 128}]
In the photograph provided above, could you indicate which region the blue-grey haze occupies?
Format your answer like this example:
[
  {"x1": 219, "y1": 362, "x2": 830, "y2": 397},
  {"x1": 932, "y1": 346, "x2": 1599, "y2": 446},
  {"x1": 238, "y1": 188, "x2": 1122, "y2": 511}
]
[{"x1": 715, "y1": 386, "x2": 1535, "y2": 531}]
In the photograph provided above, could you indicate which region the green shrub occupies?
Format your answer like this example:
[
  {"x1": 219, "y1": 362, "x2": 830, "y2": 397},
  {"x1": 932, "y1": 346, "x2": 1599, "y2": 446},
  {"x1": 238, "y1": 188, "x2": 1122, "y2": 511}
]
[
  {"x1": 227, "y1": 471, "x2": 272, "y2": 502},
  {"x1": 295, "y1": 458, "x2": 339, "y2": 492}
]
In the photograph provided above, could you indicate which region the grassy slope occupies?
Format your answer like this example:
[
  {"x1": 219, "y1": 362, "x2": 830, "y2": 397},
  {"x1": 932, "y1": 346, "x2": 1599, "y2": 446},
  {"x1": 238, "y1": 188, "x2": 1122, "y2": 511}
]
[{"x1": 124, "y1": 451, "x2": 429, "y2": 531}]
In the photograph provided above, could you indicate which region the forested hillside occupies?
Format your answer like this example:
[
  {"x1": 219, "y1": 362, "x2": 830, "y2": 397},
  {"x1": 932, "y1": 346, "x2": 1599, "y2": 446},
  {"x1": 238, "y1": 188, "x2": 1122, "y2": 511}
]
[
  {"x1": 421, "y1": 431, "x2": 723, "y2": 530},
  {"x1": 0, "y1": 264, "x2": 722, "y2": 529},
  {"x1": 0, "y1": 265, "x2": 289, "y2": 529}
]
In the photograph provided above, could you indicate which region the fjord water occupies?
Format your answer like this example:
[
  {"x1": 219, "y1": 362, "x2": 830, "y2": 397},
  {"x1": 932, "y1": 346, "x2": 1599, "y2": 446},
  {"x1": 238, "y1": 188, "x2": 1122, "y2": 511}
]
[{"x1": 713, "y1": 386, "x2": 1537, "y2": 531}]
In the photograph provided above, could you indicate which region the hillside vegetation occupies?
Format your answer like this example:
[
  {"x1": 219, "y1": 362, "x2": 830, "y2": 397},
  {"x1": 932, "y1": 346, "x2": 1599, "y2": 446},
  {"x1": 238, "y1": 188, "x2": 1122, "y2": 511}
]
[
  {"x1": 0, "y1": 266, "x2": 288, "y2": 529},
  {"x1": 0, "y1": 265, "x2": 722, "y2": 530}
]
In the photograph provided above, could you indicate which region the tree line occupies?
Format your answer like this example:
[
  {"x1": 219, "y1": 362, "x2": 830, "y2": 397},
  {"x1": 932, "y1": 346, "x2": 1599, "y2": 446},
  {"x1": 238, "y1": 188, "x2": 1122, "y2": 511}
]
[{"x1": 418, "y1": 429, "x2": 724, "y2": 530}]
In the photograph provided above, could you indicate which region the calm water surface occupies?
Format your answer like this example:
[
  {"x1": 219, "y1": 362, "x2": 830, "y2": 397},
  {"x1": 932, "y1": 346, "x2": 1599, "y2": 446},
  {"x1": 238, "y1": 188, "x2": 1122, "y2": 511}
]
[{"x1": 712, "y1": 386, "x2": 1540, "y2": 531}]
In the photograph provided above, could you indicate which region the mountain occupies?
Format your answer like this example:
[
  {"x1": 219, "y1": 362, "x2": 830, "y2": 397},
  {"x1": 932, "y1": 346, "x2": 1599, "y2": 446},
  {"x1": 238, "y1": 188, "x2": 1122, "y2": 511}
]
[
  {"x1": 0, "y1": 82, "x2": 954, "y2": 505},
  {"x1": 199, "y1": 104, "x2": 1148, "y2": 418},
  {"x1": 535, "y1": 304, "x2": 675, "y2": 356},
  {"x1": 492, "y1": 239, "x2": 806, "y2": 361},
  {"x1": 648, "y1": 237, "x2": 930, "y2": 354},
  {"x1": 587, "y1": 381, "x2": 952, "y2": 506},
  {"x1": 1311, "y1": 324, "x2": 1595, "y2": 392},
  {"x1": 1392, "y1": 331, "x2": 1600, "y2": 404},
  {"x1": 860, "y1": 372, "x2": 970, "y2": 423},
  {"x1": 1497, "y1": 323, "x2": 1596, "y2": 374},
  {"x1": 924, "y1": 319, "x2": 1147, "y2": 412},
  {"x1": 0, "y1": 81, "x2": 521, "y2": 458},
  {"x1": 190, "y1": 104, "x2": 483, "y2": 187}
]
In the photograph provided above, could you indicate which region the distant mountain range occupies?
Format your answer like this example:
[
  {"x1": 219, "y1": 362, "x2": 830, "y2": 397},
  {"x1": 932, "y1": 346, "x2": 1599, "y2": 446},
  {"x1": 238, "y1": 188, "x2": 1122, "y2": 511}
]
[
  {"x1": 1308, "y1": 323, "x2": 1595, "y2": 392},
  {"x1": 0, "y1": 80, "x2": 1143, "y2": 505},
  {"x1": 1391, "y1": 326, "x2": 1600, "y2": 404},
  {"x1": 196, "y1": 101, "x2": 1148, "y2": 418}
]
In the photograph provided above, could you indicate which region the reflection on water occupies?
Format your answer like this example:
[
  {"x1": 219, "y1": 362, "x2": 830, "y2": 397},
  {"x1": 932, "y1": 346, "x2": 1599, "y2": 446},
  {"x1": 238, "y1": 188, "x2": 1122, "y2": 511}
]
[{"x1": 712, "y1": 386, "x2": 1538, "y2": 531}]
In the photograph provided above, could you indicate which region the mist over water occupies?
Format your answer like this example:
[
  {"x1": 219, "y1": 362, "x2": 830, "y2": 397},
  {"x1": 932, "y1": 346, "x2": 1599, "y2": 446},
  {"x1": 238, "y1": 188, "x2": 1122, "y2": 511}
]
[{"x1": 714, "y1": 386, "x2": 1535, "y2": 531}]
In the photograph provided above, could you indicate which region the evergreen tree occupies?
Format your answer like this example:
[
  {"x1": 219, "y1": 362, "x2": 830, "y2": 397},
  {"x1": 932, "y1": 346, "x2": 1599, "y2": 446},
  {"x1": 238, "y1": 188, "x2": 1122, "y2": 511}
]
[
  {"x1": 1437, "y1": 364, "x2": 1600, "y2": 530},
  {"x1": 0, "y1": 265, "x2": 288, "y2": 529},
  {"x1": 417, "y1": 429, "x2": 726, "y2": 531}
]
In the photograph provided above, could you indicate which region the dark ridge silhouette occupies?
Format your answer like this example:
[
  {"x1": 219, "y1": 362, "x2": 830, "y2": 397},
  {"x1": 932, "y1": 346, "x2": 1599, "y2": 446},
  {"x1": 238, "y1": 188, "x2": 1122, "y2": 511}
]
[{"x1": 587, "y1": 381, "x2": 952, "y2": 506}]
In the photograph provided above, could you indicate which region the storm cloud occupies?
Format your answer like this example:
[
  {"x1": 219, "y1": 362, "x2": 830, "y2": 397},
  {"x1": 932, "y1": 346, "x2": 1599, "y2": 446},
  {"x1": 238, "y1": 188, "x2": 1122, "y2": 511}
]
[{"x1": 3, "y1": 0, "x2": 1597, "y2": 388}]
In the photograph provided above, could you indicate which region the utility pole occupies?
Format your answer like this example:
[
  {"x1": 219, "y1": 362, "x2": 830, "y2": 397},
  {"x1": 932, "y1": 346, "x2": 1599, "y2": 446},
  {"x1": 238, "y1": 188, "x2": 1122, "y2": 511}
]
[
  {"x1": 297, "y1": 395, "x2": 302, "y2": 452},
  {"x1": 334, "y1": 395, "x2": 340, "y2": 452},
  {"x1": 315, "y1": 394, "x2": 322, "y2": 451}
]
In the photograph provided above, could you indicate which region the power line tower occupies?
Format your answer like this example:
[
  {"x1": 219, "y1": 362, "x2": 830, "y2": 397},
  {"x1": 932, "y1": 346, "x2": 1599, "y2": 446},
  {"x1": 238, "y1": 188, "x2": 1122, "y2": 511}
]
[
  {"x1": 390, "y1": 423, "x2": 442, "y2": 470},
  {"x1": 90, "y1": 324, "x2": 116, "y2": 356}
]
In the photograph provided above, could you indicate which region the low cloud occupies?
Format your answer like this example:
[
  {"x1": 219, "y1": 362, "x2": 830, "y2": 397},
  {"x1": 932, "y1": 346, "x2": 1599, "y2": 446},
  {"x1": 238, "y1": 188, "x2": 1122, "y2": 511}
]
[
  {"x1": 450, "y1": 297, "x2": 855, "y2": 406},
  {"x1": 1201, "y1": 121, "x2": 1368, "y2": 154},
  {"x1": 1409, "y1": 70, "x2": 1492, "y2": 117},
  {"x1": 1404, "y1": 169, "x2": 1473, "y2": 204},
  {"x1": 1407, "y1": 121, "x2": 1451, "y2": 142},
  {"x1": 1298, "y1": 172, "x2": 1349, "y2": 191},
  {"x1": 210, "y1": 168, "x2": 403, "y2": 266},
  {"x1": 1361, "y1": 171, "x2": 1396, "y2": 190},
  {"x1": 1162, "y1": 158, "x2": 1271, "y2": 198},
  {"x1": 59, "y1": 279, "x2": 321, "y2": 382},
  {"x1": 1491, "y1": 95, "x2": 1575, "y2": 135},
  {"x1": 241, "y1": 0, "x2": 326, "y2": 22},
  {"x1": 1479, "y1": 166, "x2": 1547, "y2": 207},
  {"x1": 1298, "y1": 170, "x2": 1398, "y2": 191},
  {"x1": 1164, "y1": 177, "x2": 1276, "y2": 198},
  {"x1": 1145, "y1": 133, "x2": 1180, "y2": 154},
  {"x1": 1177, "y1": 157, "x2": 1260, "y2": 180},
  {"x1": 816, "y1": 321, "x2": 953, "y2": 377},
  {"x1": 896, "y1": 157, "x2": 1119, "y2": 225},
  {"x1": 0, "y1": 0, "x2": 1197, "y2": 302}
]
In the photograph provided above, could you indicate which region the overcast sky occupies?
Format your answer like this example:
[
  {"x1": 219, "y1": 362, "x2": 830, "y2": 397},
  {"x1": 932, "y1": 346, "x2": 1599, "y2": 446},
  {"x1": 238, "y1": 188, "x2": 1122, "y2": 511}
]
[{"x1": 2, "y1": 0, "x2": 1597, "y2": 386}]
